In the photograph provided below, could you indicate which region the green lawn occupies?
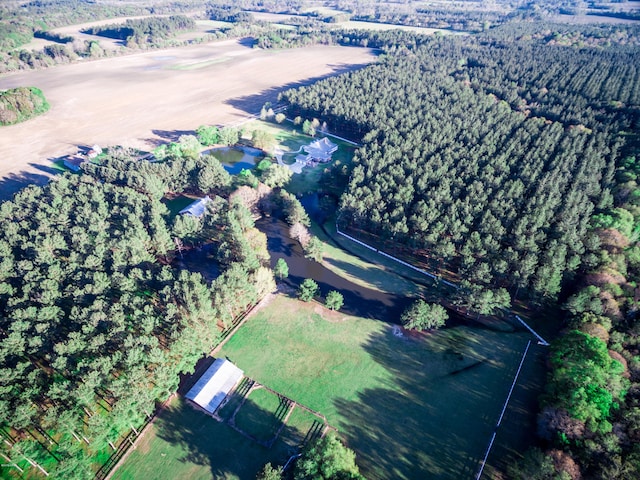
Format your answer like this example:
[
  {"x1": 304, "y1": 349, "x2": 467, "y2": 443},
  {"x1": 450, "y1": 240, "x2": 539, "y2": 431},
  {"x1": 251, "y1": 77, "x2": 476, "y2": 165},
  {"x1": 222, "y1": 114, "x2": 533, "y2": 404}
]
[
  {"x1": 218, "y1": 295, "x2": 533, "y2": 480},
  {"x1": 234, "y1": 387, "x2": 287, "y2": 443},
  {"x1": 111, "y1": 397, "x2": 294, "y2": 480}
]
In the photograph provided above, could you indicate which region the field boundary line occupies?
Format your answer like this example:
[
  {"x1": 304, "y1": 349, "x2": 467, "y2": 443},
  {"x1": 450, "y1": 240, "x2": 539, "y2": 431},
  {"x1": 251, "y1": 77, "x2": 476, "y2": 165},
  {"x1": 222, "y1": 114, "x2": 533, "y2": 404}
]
[
  {"x1": 475, "y1": 340, "x2": 532, "y2": 480},
  {"x1": 335, "y1": 224, "x2": 551, "y2": 344}
]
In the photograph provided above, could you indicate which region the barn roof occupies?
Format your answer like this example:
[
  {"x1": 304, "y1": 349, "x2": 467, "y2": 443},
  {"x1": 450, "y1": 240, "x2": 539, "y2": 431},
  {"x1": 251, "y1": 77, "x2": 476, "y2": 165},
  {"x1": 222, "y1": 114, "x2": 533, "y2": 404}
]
[
  {"x1": 179, "y1": 196, "x2": 212, "y2": 217},
  {"x1": 185, "y1": 358, "x2": 244, "y2": 414}
]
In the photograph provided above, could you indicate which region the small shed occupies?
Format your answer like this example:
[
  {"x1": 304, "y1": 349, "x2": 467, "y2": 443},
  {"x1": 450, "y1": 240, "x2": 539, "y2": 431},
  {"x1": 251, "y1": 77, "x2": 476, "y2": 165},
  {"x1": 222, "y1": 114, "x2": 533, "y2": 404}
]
[
  {"x1": 179, "y1": 196, "x2": 212, "y2": 217},
  {"x1": 185, "y1": 358, "x2": 244, "y2": 414},
  {"x1": 63, "y1": 156, "x2": 85, "y2": 172}
]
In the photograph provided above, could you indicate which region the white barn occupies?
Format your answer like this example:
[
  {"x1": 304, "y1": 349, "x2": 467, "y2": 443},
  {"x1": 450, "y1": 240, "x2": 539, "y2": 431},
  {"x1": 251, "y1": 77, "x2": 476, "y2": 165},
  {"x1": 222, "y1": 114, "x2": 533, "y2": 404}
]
[
  {"x1": 179, "y1": 196, "x2": 212, "y2": 217},
  {"x1": 185, "y1": 358, "x2": 244, "y2": 414}
]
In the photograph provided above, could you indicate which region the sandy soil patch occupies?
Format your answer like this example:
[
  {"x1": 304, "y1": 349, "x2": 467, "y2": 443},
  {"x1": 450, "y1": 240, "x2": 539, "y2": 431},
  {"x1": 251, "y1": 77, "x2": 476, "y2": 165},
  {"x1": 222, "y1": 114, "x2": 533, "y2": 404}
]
[{"x1": 0, "y1": 40, "x2": 375, "y2": 200}]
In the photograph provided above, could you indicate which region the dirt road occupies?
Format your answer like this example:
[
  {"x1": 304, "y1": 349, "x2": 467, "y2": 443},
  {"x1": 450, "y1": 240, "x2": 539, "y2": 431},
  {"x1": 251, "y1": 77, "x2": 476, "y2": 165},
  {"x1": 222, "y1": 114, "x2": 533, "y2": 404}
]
[{"x1": 0, "y1": 39, "x2": 375, "y2": 199}]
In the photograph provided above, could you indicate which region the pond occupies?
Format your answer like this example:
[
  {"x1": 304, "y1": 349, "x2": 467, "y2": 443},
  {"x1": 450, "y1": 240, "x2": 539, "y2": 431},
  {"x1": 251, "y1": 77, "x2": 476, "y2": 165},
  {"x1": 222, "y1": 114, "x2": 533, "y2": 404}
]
[
  {"x1": 207, "y1": 145, "x2": 265, "y2": 174},
  {"x1": 256, "y1": 216, "x2": 412, "y2": 321}
]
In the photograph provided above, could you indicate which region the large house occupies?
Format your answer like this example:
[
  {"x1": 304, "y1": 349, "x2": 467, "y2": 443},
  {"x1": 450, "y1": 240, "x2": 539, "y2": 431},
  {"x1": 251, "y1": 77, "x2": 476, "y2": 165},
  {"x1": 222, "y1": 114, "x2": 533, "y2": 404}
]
[
  {"x1": 295, "y1": 137, "x2": 338, "y2": 164},
  {"x1": 179, "y1": 196, "x2": 212, "y2": 217}
]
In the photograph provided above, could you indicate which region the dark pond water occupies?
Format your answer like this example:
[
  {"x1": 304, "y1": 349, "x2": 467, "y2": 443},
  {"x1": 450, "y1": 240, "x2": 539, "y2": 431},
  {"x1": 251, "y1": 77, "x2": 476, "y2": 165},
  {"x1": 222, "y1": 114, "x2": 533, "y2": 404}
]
[
  {"x1": 256, "y1": 216, "x2": 412, "y2": 322},
  {"x1": 207, "y1": 146, "x2": 265, "y2": 174}
]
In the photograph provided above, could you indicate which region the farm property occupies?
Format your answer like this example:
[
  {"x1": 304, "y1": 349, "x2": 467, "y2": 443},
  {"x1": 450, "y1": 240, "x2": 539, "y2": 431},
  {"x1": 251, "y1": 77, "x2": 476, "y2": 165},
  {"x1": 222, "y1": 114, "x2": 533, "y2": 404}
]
[
  {"x1": 117, "y1": 291, "x2": 541, "y2": 480},
  {"x1": 0, "y1": 39, "x2": 375, "y2": 199}
]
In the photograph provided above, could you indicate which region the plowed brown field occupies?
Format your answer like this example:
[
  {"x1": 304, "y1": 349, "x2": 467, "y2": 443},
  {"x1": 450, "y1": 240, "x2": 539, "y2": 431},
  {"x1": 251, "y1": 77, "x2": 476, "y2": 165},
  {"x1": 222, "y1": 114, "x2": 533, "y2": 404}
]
[{"x1": 0, "y1": 39, "x2": 375, "y2": 199}]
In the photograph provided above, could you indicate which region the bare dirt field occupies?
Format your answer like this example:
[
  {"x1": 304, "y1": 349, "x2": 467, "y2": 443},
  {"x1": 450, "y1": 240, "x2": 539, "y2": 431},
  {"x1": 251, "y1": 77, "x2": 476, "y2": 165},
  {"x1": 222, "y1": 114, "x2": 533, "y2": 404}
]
[{"x1": 0, "y1": 40, "x2": 375, "y2": 200}]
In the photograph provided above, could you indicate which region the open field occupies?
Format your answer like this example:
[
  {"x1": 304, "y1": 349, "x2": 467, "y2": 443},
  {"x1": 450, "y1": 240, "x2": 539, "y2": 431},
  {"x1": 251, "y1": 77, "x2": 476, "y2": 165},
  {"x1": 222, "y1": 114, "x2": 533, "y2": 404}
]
[
  {"x1": 0, "y1": 40, "x2": 375, "y2": 200},
  {"x1": 111, "y1": 396, "x2": 294, "y2": 480},
  {"x1": 217, "y1": 295, "x2": 536, "y2": 479}
]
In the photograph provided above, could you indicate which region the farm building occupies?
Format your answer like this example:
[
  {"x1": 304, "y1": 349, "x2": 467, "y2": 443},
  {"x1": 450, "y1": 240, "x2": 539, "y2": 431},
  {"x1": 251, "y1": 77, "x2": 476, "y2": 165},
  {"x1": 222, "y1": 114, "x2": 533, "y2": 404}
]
[
  {"x1": 63, "y1": 156, "x2": 86, "y2": 172},
  {"x1": 179, "y1": 196, "x2": 211, "y2": 217},
  {"x1": 185, "y1": 358, "x2": 244, "y2": 414},
  {"x1": 295, "y1": 137, "x2": 338, "y2": 164}
]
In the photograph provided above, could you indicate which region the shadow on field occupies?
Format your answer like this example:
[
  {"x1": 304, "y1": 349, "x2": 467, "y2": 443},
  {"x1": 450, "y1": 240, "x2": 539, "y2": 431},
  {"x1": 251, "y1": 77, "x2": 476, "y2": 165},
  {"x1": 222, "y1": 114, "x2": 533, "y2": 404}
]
[
  {"x1": 257, "y1": 216, "x2": 411, "y2": 321},
  {"x1": 151, "y1": 128, "x2": 197, "y2": 143},
  {"x1": 226, "y1": 63, "x2": 371, "y2": 115},
  {"x1": 0, "y1": 170, "x2": 51, "y2": 202},
  {"x1": 333, "y1": 329, "x2": 534, "y2": 480},
  {"x1": 150, "y1": 398, "x2": 292, "y2": 479}
]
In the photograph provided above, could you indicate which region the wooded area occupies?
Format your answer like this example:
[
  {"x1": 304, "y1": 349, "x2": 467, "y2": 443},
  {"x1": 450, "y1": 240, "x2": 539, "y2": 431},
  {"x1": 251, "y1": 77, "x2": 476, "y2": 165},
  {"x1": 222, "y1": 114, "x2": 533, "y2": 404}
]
[{"x1": 281, "y1": 24, "x2": 640, "y2": 479}]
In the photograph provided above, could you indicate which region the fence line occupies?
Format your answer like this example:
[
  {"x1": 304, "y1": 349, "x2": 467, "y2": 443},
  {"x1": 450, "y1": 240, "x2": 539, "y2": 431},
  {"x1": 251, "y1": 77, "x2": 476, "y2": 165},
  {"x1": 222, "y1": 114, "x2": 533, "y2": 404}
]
[
  {"x1": 514, "y1": 315, "x2": 550, "y2": 346},
  {"x1": 475, "y1": 340, "x2": 532, "y2": 480},
  {"x1": 335, "y1": 225, "x2": 551, "y2": 344}
]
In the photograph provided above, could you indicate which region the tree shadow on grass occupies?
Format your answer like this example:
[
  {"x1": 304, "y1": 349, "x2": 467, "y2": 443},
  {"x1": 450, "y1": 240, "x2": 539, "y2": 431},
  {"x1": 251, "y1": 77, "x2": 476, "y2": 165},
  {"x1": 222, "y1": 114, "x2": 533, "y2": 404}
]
[
  {"x1": 151, "y1": 129, "x2": 197, "y2": 143},
  {"x1": 333, "y1": 328, "x2": 535, "y2": 479},
  {"x1": 150, "y1": 398, "x2": 294, "y2": 480}
]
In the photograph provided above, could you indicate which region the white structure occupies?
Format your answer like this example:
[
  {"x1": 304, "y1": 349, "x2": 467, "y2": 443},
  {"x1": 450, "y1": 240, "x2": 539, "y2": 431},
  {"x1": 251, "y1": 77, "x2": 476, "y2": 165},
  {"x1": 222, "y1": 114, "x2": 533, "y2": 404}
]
[
  {"x1": 295, "y1": 137, "x2": 338, "y2": 164},
  {"x1": 186, "y1": 358, "x2": 244, "y2": 414},
  {"x1": 179, "y1": 196, "x2": 212, "y2": 217}
]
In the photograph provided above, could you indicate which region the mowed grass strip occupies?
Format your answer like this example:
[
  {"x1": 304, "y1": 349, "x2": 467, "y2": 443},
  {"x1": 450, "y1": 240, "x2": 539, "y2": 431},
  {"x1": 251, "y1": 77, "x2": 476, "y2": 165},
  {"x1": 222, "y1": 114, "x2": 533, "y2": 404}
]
[{"x1": 218, "y1": 295, "x2": 532, "y2": 480}]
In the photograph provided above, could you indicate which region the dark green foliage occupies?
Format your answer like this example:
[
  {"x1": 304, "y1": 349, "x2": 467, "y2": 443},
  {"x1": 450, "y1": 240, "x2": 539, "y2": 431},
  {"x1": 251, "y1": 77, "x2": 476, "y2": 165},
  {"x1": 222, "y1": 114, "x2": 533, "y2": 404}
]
[
  {"x1": 282, "y1": 32, "x2": 637, "y2": 300},
  {"x1": 83, "y1": 15, "x2": 195, "y2": 46},
  {"x1": 294, "y1": 432, "x2": 365, "y2": 480},
  {"x1": 0, "y1": 87, "x2": 50, "y2": 126},
  {"x1": 298, "y1": 278, "x2": 319, "y2": 302},
  {"x1": 0, "y1": 174, "x2": 224, "y2": 476}
]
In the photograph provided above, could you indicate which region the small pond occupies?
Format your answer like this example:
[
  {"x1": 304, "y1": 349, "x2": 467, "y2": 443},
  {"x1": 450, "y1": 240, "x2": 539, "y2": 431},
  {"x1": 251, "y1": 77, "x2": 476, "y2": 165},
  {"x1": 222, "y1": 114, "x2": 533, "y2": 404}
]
[{"x1": 207, "y1": 146, "x2": 265, "y2": 174}]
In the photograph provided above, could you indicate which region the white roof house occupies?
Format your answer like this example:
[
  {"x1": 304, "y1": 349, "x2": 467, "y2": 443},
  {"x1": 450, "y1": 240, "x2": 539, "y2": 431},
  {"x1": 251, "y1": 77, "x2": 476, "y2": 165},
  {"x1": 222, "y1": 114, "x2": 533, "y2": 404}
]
[
  {"x1": 298, "y1": 137, "x2": 338, "y2": 163},
  {"x1": 179, "y1": 196, "x2": 212, "y2": 217},
  {"x1": 185, "y1": 358, "x2": 244, "y2": 414}
]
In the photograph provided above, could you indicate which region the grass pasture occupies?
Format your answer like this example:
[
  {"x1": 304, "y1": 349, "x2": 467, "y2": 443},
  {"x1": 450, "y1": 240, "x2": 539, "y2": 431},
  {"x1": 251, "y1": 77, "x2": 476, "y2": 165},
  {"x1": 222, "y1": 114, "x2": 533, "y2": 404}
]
[{"x1": 218, "y1": 295, "x2": 535, "y2": 480}]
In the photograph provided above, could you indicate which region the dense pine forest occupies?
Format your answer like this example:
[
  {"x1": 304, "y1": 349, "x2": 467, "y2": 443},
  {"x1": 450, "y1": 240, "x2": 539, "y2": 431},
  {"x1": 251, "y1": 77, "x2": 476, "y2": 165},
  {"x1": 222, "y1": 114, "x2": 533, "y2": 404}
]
[
  {"x1": 0, "y1": 149, "x2": 275, "y2": 477},
  {"x1": 280, "y1": 24, "x2": 640, "y2": 478},
  {"x1": 83, "y1": 16, "x2": 195, "y2": 48}
]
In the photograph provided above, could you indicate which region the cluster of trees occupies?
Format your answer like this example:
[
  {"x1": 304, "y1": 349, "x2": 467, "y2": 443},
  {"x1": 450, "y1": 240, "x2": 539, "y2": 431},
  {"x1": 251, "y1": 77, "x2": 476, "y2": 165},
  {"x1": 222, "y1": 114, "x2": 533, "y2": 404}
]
[
  {"x1": 0, "y1": 130, "x2": 282, "y2": 476},
  {"x1": 281, "y1": 29, "x2": 638, "y2": 302},
  {"x1": 0, "y1": 87, "x2": 49, "y2": 126},
  {"x1": 257, "y1": 432, "x2": 364, "y2": 480},
  {"x1": 521, "y1": 148, "x2": 640, "y2": 478},
  {"x1": 82, "y1": 15, "x2": 195, "y2": 47},
  {"x1": 206, "y1": 4, "x2": 254, "y2": 23}
]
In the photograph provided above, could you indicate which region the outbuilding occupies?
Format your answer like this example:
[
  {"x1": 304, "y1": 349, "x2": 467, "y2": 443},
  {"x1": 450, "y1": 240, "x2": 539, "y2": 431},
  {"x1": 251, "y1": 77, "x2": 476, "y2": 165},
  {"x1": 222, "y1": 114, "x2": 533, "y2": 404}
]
[{"x1": 185, "y1": 358, "x2": 244, "y2": 415}]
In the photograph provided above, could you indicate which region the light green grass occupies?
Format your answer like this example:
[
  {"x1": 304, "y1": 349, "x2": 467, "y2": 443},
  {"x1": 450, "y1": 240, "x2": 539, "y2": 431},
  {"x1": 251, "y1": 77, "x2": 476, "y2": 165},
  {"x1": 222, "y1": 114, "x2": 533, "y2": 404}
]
[
  {"x1": 111, "y1": 397, "x2": 293, "y2": 480},
  {"x1": 234, "y1": 387, "x2": 286, "y2": 442},
  {"x1": 169, "y1": 57, "x2": 230, "y2": 70},
  {"x1": 218, "y1": 295, "x2": 532, "y2": 479}
]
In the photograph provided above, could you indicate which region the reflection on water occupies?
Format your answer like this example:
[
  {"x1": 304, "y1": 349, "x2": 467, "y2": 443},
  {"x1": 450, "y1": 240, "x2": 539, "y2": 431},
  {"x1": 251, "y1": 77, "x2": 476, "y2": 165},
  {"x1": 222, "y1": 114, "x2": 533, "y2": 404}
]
[
  {"x1": 207, "y1": 146, "x2": 265, "y2": 174},
  {"x1": 256, "y1": 216, "x2": 411, "y2": 322}
]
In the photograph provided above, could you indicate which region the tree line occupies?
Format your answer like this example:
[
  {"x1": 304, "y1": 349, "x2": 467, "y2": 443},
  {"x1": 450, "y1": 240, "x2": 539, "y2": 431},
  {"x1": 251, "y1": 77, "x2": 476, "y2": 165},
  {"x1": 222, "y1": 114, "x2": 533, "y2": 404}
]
[{"x1": 83, "y1": 15, "x2": 195, "y2": 47}]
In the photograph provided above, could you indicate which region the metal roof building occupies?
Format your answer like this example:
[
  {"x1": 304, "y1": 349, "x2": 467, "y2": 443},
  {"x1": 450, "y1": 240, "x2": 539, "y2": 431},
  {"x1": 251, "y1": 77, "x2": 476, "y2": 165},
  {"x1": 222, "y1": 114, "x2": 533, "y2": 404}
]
[{"x1": 185, "y1": 358, "x2": 244, "y2": 414}]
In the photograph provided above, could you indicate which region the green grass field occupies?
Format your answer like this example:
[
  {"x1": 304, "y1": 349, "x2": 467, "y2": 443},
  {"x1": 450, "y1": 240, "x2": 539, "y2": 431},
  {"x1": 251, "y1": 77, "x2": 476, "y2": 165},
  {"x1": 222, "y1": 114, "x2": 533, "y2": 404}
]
[
  {"x1": 218, "y1": 296, "x2": 532, "y2": 480},
  {"x1": 111, "y1": 396, "x2": 294, "y2": 480}
]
